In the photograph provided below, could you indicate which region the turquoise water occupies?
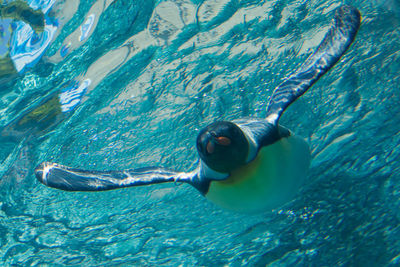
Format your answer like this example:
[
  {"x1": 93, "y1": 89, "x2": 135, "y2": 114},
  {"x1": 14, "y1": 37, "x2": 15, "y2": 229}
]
[{"x1": 0, "y1": 0, "x2": 399, "y2": 265}]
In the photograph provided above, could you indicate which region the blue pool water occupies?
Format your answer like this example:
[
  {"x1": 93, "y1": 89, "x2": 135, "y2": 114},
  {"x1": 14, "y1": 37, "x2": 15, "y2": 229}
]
[{"x1": 0, "y1": 0, "x2": 399, "y2": 265}]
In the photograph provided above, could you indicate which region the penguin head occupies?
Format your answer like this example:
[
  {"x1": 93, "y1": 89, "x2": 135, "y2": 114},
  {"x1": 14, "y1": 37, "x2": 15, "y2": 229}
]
[{"x1": 196, "y1": 121, "x2": 249, "y2": 173}]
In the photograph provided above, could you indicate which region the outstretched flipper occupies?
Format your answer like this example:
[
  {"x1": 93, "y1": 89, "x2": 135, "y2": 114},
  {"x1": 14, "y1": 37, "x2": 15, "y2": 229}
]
[
  {"x1": 35, "y1": 162, "x2": 197, "y2": 192},
  {"x1": 266, "y1": 5, "x2": 361, "y2": 124}
]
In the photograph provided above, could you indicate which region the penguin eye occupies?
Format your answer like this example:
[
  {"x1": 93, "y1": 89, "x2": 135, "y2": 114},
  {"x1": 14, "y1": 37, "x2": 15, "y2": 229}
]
[{"x1": 216, "y1": 136, "x2": 231, "y2": 146}]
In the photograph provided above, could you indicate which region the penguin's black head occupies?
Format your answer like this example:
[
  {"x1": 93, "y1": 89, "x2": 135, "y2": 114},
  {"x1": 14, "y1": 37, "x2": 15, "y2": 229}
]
[{"x1": 196, "y1": 121, "x2": 249, "y2": 173}]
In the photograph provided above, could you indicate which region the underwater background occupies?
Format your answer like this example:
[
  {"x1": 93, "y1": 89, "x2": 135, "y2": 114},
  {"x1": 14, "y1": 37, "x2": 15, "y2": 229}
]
[{"x1": 0, "y1": 0, "x2": 399, "y2": 265}]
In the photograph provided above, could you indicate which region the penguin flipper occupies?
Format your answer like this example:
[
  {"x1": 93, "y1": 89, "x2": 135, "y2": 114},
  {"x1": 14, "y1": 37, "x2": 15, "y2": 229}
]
[
  {"x1": 35, "y1": 162, "x2": 195, "y2": 192},
  {"x1": 265, "y1": 5, "x2": 361, "y2": 124}
]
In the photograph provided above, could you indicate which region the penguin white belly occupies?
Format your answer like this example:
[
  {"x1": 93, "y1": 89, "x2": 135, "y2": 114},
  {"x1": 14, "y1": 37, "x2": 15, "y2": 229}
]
[{"x1": 205, "y1": 135, "x2": 310, "y2": 213}]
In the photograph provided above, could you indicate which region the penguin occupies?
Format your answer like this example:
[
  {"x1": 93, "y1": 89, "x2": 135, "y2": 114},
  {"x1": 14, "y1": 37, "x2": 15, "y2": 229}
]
[{"x1": 34, "y1": 6, "x2": 361, "y2": 213}]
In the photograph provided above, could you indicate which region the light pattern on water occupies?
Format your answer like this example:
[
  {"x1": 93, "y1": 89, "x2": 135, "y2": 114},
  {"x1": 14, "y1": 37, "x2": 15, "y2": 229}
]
[{"x1": 0, "y1": 0, "x2": 399, "y2": 265}]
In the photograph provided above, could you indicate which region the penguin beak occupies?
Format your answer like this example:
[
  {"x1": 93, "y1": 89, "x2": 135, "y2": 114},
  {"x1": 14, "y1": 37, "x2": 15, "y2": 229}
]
[
  {"x1": 206, "y1": 140, "x2": 215, "y2": 154},
  {"x1": 206, "y1": 134, "x2": 231, "y2": 154},
  {"x1": 215, "y1": 136, "x2": 231, "y2": 146}
]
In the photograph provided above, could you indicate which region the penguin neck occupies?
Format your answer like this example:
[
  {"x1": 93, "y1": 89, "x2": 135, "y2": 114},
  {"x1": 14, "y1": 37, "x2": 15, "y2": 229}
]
[
  {"x1": 199, "y1": 160, "x2": 229, "y2": 181},
  {"x1": 235, "y1": 123, "x2": 259, "y2": 163}
]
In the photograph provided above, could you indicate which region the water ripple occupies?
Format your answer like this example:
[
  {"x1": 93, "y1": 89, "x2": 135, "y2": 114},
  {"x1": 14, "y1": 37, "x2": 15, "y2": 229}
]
[{"x1": 0, "y1": 0, "x2": 399, "y2": 265}]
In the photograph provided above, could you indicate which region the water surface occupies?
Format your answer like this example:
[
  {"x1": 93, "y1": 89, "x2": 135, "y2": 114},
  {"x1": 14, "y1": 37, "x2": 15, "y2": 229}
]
[{"x1": 0, "y1": 0, "x2": 399, "y2": 265}]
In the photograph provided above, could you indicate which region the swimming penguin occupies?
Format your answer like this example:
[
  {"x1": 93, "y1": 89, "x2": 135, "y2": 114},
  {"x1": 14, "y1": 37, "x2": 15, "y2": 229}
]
[{"x1": 35, "y1": 6, "x2": 361, "y2": 213}]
